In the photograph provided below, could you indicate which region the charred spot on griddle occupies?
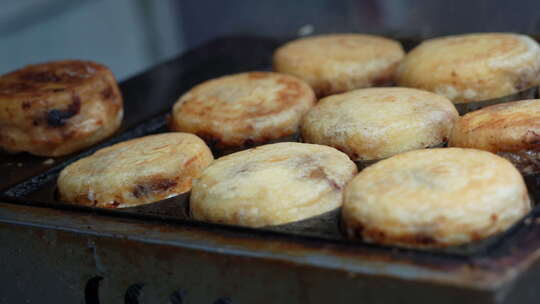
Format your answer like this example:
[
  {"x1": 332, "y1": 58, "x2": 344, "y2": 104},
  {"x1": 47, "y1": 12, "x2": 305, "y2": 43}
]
[
  {"x1": 45, "y1": 95, "x2": 81, "y2": 127},
  {"x1": 132, "y1": 179, "x2": 178, "y2": 198},
  {"x1": 209, "y1": 138, "x2": 220, "y2": 148},
  {"x1": 351, "y1": 222, "x2": 365, "y2": 238},
  {"x1": 201, "y1": 134, "x2": 224, "y2": 151},
  {"x1": 359, "y1": 225, "x2": 439, "y2": 246},
  {"x1": 496, "y1": 151, "x2": 540, "y2": 175}
]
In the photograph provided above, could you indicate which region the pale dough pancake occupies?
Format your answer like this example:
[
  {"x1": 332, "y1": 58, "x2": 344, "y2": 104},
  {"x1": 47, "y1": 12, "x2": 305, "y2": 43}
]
[
  {"x1": 301, "y1": 87, "x2": 458, "y2": 161},
  {"x1": 190, "y1": 142, "x2": 357, "y2": 227}
]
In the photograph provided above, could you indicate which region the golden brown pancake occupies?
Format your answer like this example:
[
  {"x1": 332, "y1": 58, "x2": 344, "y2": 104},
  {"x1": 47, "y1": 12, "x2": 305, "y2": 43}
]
[
  {"x1": 342, "y1": 148, "x2": 531, "y2": 248},
  {"x1": 397, "y1": 33, "x2": 540, "y2": 104},
  {"x1": 449, "y1": 99, "x2": 540, "y2": 174},
  {"x1": 273, "y1": 34, "x2": 405, "y2": 97},
  {"x1": 170, "y1": 72, "x2": 315, "y2": 152},
  {"x1": 58, "y1": 132, "x2": 213, "y2": 208},
  {"x1": 0, "y1": 60, "x2": 123, "y2": 156}
]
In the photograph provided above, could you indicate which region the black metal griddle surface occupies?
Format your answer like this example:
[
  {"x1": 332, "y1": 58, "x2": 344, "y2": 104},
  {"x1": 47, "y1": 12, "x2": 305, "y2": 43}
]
[{"x1": 2, "y1": 36, "x2": 540, "y2": 260}]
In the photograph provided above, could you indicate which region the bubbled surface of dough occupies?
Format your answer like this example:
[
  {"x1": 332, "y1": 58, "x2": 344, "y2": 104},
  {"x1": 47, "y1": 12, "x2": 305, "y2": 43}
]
[
  {"x1": 397, "y1": 33, "x2": 540, "y2": 103},
  {"x1": 0, "y1": 60, "x2": 123, "y2": 156},
  {"x1": 170, "y1": 72, "x2": 315, "y2": 149},
  {"x1": 301, "y1": 87, "x2": 458, "y2": 161},
  {"x1": 58, "y1": 133, "x2": 214, "y2": 208},
  {"x1": 190, "y1": 142, "x2": 357, "y2": 227},
  {"x1": 342, "y1": 148, "x2": 531, "y2": 248},
  {"x1": 273, "y1": 34, "x2": 405, "y2": 97}
]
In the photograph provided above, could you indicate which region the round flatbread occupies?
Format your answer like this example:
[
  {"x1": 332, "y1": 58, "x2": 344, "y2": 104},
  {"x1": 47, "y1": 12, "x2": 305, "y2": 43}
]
[
  {"x1": 397, "y1": 33, "x2": 540, "y2": 103},
  {"x1": 274, "y1": 34, "x2": 405, "y2": 97},
  {"x1": 449, "y1": 99, "x2": 540, "y2": 174},
  {"x1": 170, "y1": 72, "x2": 315, "y2": 152},
  {"x1": 301, "y1": 87, "x2": 458, "y2": 161},
  {"x1": 342, "y1": 148, "x2": 531, "y2": 248},
  {"x1": 190, "y1": 142, "x2": 357, "y2": 227},
  {"x1": 0, "y1": 60, "x2": 123, "y2": 156},
  {"x1": 58, "y1": 132, "x2": 213, "y2": 208}
]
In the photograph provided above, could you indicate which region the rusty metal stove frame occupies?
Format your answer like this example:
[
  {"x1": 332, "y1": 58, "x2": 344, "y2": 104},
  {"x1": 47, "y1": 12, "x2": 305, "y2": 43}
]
[{"x1": 2, "y1": 37, "x2": 540, "y2": 304}]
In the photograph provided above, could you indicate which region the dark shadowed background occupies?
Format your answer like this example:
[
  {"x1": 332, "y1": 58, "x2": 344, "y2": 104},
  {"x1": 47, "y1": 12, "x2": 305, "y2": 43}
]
[{"x1": 1, "y1": 0, "x2": 539, "y2": 80}]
